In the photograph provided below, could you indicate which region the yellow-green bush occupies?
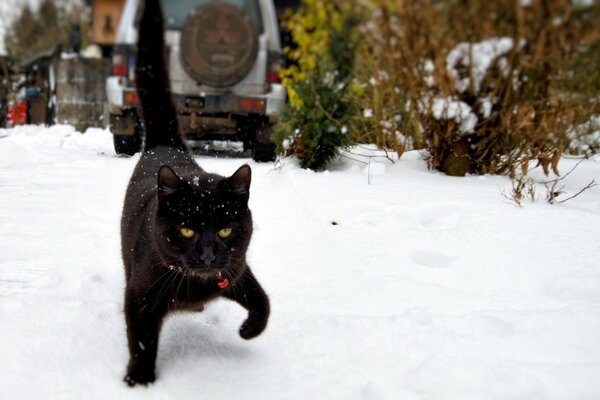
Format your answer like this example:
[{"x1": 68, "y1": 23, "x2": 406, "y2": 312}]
[
  {"x1": 279, "y1": 0, "x2": 344, "y2": 109},
  {"x1": 273, "y1": 0, "x2": 362, "y2": 170}
]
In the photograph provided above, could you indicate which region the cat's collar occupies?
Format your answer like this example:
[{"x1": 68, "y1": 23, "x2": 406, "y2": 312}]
[{"x1": 161, "y1": 260, "x2": 229, "y2": 289}]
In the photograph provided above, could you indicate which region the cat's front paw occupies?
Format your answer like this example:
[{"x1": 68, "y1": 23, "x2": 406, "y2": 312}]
[
  {"x1": 124, "y1": 364, "x2": 156, "y2": 387},
  {"x1": 239, "y1": 311, "x2": 268, "y2": 340}
]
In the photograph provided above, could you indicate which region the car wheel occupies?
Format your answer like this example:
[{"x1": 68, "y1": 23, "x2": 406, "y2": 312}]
[
  {"x1": 180, "y1": 3, "x2": 259, "y2": 88},
  {"x1": 113, "y1": 133, "x2": 141, "y2": 156}
]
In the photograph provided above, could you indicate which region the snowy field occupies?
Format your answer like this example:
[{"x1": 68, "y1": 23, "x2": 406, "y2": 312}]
[{"x1": 1, "y1": 124, "x2": 600, "y2": 399}]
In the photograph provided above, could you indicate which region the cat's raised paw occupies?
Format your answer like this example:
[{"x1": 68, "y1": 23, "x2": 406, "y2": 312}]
[{"x1": 239, "y1": 315, "x2": 268, "y2": 340}]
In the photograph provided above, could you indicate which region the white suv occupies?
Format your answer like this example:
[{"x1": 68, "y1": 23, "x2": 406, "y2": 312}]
[{"x1": 106, "y1": 0, "x2": 286, "y2": 161}]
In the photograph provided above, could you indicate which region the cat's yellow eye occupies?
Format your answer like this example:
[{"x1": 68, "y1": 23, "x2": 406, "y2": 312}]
[
  {"x1": 179, "y1": 227, "x2": 196, "y2": 239},
  {"x1": 218, "y1": 227, "x2": 232, "y2": 239}
]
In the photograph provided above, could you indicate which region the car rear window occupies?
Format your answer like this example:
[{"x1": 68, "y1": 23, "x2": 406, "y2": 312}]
[{"x1": 160, "y1": 0, "x2": 263, "y2": 33}]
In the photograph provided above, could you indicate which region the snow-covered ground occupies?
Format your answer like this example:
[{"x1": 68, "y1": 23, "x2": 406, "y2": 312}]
[{"x1": 1, "y1": 125, "x2": 600, "y2": 399}]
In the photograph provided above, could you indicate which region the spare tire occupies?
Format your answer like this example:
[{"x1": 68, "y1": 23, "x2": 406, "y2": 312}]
[{"x1": 180, "y1": 3, "x2": 259, "y2": 88}]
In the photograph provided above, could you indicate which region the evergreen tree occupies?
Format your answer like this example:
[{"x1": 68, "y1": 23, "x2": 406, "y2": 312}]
[{"x1": 4, "y1": 0, "x2": 84, "y2": 62}]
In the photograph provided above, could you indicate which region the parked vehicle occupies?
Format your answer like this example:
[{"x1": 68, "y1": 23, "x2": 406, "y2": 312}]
[{"x1": 105, "y1": 0, "x2": 286, "y2": 161}]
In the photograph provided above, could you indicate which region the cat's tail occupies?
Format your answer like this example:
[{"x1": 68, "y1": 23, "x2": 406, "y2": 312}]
[{"x1": 135, "y1": 0, "x2": 185, "y2": 151}]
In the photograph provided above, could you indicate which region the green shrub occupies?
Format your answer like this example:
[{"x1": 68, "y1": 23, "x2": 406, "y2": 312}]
[
  {"x1": 272, "y1": 72, "x2": 358, "y2": 170},
  {"x1": 273, "y1": 0, "x2": 361, "y2": 170}
]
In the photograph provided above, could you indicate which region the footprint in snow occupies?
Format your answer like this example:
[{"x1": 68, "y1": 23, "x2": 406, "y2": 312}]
[
  {"x1": 410, "y1": 250, "x2": 455, "y2": 269},
  {"x1": 415, "y1": 204, "x2": 463, "y2": 230},
  {"x1": 0, "y1": 262, "x2": 56, "y2": 298}
]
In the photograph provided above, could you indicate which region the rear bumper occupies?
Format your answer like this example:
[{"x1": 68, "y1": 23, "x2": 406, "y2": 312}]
[
  {"x1": 174, "y1": 85, "x2": 285, "y2": 118},
  {"x1": 106, "y1": 76, "x2": 286, "y2": 138},
  {"x1": 106, "y1": 75, "x2": 286, "y2": 117}
]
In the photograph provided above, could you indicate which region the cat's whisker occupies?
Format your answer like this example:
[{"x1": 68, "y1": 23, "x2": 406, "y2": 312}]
[
  {"x1": 141, "y1": 266, "x2": 177, "y2": 297},
  {"x1": 173, "y1": 273, "x2": 187, "y2": 306},
  {"x1": 152, "y1": 269, "x2": 180, "y2": 311},
  {"x1": 186, "y1": 273, "x2": 192, "y2": 303}
]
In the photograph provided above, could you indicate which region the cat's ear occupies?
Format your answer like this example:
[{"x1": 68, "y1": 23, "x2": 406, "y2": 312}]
[
  {"x1": 157, "y1": 165, "x2": 182, "y2": 199},
  {"x1": 228, "y1": 164, "x2": 252, "y2": 197}
]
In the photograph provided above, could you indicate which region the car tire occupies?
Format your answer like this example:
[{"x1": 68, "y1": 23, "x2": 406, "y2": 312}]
[
  {"x1": 180, "y1": 3, "x2": 259, "y2": 88},
  {"x1": 113, "y1": 132, "x2": 141, "y2": 156}
]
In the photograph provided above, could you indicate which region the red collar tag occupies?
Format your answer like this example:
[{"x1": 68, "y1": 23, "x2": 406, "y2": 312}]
[{"x1": 217, "y1": 272, "x2": 229, "y2": 289}]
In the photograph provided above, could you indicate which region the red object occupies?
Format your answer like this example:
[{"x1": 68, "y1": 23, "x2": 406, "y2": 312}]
[
  {"x1": 112, "y1": 64, "x2": 128, "y2": 76},
  {"x1": 240, "y1": 98, "x2": 265, "y2": 111},
  {"x1": 217, "y1": 276, "x2": 229, "y2": 289},
  {"x1": 123, "y1": 91, "x2": 138, "y2": 105},
  {"x1": 266, "y1": 71, "x2": 280, "y2": 84},
  {"x1": 9, "y1": 101, "x2": 26, "y2": 126}
]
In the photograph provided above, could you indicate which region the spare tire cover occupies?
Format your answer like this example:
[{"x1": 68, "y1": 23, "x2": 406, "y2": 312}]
[{"x1": 180, "y1": 3, "x2": 259, "y2": 88}]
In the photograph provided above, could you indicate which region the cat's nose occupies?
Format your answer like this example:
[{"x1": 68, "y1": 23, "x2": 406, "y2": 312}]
[{"x1": 201, "y1": 247, "x2": 216, "y2": 266}]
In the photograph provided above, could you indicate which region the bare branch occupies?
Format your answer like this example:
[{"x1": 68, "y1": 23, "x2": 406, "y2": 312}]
[
  {"x1": 558, "y1": 180, "x2": 598, "y2": 204},
  {"x1": 539, "y1": 158, "x2": 585, "y2": 185}
]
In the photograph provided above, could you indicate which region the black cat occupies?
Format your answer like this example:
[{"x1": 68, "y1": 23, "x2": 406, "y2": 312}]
[{"x1": 120, "y1": 0, "x2": 270, "y2": 386}]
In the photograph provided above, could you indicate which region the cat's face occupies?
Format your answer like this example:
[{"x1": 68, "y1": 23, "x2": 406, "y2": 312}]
[{"x1": 154, "y1": 165, "x2": 252, "y2": 279}]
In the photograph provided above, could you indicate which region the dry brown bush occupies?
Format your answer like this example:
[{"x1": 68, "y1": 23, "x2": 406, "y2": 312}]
[{"x1": 352, "y1": 0, "x2": 600, "y2": 176}]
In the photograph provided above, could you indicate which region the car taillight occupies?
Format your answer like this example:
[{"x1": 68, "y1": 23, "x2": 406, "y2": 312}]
[
  {"x1": 266, "y1": 71, "x2": 280, "y2": 84},
  {"x1": 112, "y1": 51, "x2": 129, "y2": 77},
  {"x1": 112, "y1": 64, "x2": 128, "y2": 76},
  {"x1": 266, "y1": 51, "x2": 283, "y2": 84},
  {"x1": 123, "y1": 90, "x2": 138, "y2": 105},
  {"x1": 240, "y1": 98, "x2": 265, "y2": 111}
]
